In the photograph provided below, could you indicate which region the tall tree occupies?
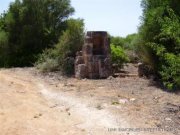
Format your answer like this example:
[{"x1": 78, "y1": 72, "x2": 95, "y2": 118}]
[
  {"x1": 0, "y1": 0, "x2": 74, "y2": 66},
  {"x1": 137, "y1": 0, "x2": 180, "y2": 89}
]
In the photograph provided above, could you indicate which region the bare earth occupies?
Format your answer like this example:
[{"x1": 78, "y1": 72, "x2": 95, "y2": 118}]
[{"x1": 0, "y1": 64, "x2": 179, "y2": 135}]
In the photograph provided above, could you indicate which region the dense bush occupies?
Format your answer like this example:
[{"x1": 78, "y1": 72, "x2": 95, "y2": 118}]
[
  {"x1": 136, "y1": 0, "x2": 180, "y2": 90},
  {"x1": 0, "y1": 0, "x2": 74, "y2": 67},
  {"x1": 111, "y1": 44, "x2": 129, "y2": 71},
  {"x1": 0, "y1": 30, "x2": 9, "y2": 66},
  {"x1": 110, "y1": 36, "x2": 125, "y2": 47},
  {"x1": 36, "y1": 19, "x2": 85, "y2": 74},
  {"x1": 110, "y1": 34, "x2": 137, "y2": 50},
  {"x1": 110, "y1": 34, "x2": 138, "y2": 63}
]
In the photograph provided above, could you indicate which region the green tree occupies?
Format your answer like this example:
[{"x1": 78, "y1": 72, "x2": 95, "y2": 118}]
[
  {"x1": 110, "y1": 34, "x2": 138, "y2": 63},
  {"x1": 137, "y1": 0, "x2": 180, "y2": 89},
  {"x1": 110, "y1": 34, "x2": 137, "y2": 50},
  {"x1": 110, "y1": 36, "x2": 125, "y2": 47},
  {"x1": 111, "y1": 44, "x2": 129, "y2": 71},
  {"x1": 0, "y1": 0, "x2": 74, "y2": 67}
]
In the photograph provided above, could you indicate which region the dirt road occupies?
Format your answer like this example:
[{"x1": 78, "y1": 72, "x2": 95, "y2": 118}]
[{"x1": 0, "y1": 67, "x2": 179, "y2": 135}]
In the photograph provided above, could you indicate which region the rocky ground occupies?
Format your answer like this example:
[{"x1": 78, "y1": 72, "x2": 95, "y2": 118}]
[{"x1": 0, "y1": 64, "x2": 179, "y2": 135}]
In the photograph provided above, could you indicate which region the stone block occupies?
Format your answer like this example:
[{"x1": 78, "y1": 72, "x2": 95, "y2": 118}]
[
  {"x1": 75, "y1": 64, "x2": 87, "y2": 79},
  {"x1": 75, "y1": 56, "x2": 84, "y2": 65},
  {"x1": 83, "y1": 43, "x2": 93, "y2": 55}
]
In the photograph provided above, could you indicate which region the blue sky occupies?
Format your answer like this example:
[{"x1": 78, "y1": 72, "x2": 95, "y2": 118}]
[{"x1": 0, "y1": 0, "x2": 142, "y2": 37}]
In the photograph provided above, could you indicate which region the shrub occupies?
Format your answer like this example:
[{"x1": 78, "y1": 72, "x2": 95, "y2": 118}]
[
  {"x1": 0, "y1": 0, "x2": 74, "y2": 67},
  {"x1": 110, "y1": 34, "x2": 139, "y2": 63},
  {"x1": 160, "y1": 53, "x2": 180, "y2": 90},
  {"x1": 0, "y1": 30, "x2": 9, "y2": 67},
  {"x1": 137, "y1": 0, "x2": 180, "y2": 90},
  {"x1": 111, "y1": 44, "x2": 129, "y2": 71},
  {"x1": 110, "y1": 34, "x2": 137, "y2": 50},
  {"x1": 35, "y1": 49, "x2": 59, "y2": 72},
  {"x1": 36, "y1": 19, "x2": 85, "y2": 75}
]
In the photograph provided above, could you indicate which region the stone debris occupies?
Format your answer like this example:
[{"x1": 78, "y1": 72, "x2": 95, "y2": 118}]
[
  {"x1": 130, "y1": 98, "x2": 136, "y2": 102},
  {"x1": 107, "y1": 76, "x2": 114, "y2": 80},
  {"x1": 119, "y1": 99, "x2": 129, "y2": 104},
  {"x1": 165, "y1": 117, "x2": 172, "y2": 121}
]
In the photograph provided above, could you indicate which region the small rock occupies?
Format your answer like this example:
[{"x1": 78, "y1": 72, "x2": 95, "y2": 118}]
[
  {"x1": 107, "y1": 76, "x2": 114, "y2": 80},
  {"x1": 155, "y1": 123, "x2": 161, "y2": 128},
  {"x1": 34, "y1": 113, "x2": 42, "y2": 118},
  {"x1": 65, "y1": 108, "x2": 70, "y2": 112},
  {"x1": 16, "y1": 90, "x2": 26, "y2": 94},
  {"x1": 50, "y1": 104, "x2": 58, "y2": 108},
  {"x1": 165, "y1": 117, "x2": 172, "y2": 121},
  {"x1": 63, "y1": 83, "x2": 67, "y2": 86},
  {"x1": 119, "y1": 99, "x2": 128, "y2": 104},
  {"x1": 96, "y1": 104, "x2": 103, "y2": 110},
  {"x1": 154, "y1": 97, "x2": 158, "y2": 99},
  {"x1": 130, "y1": 98, "x2": 136, "y2": 102},
  {"x1": 34, "y1": 115, "x2": 39, "y2": 119},
  {"x1": 98, "y1": 87, "x2": 104, "y2": 89},
  {"x1": 64, "y1": 83, "x2": 74, "y2": 87},
  {"x1": 82, "y1": 78, "x2": 87, "y2": 81}
]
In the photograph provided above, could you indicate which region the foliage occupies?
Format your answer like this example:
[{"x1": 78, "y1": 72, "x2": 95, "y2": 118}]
[
  {"x1": 0, "y1": 0, "x2": 74, "y2": 67},
  {"x1": 110, "y1": 36, "x2": 125, "y2": 47},
  {"x1": 160, "y1": 53, "x2": 180, "y2": 90},
  {"x1": 110, "y1": 33, "x2": 137, "y2": 50},
  {"x1": 111, "y1": 44, "x2": 129, "y2": 69},
  {"x1": 36, "y1": 19, "x2": 85, "y2": 74},
  {"x1": 137, "y1": 0, "x2": 180, "y2": 90},
  {"x1": 35, "y1": 48, "x2": 59, "y2": 72},
  {"x1": 110, "y1": 34, "x2": 138, "y2": 63},
  {"x1": 0, "y1": 30, "x2": 9, "y2": 66}
]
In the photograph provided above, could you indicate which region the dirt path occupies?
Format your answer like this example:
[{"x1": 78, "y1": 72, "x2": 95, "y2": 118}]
[
  {"x1": 0, "y1": 67, "x2": 179, "y2": 135},
  {"x1": 0, "y1": 68, "x2": 128, "y2": 135}
]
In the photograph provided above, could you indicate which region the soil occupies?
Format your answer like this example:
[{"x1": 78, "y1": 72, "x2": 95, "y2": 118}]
[{"x1": 0, "y1": 64, "x2": 179, "y2": 135}]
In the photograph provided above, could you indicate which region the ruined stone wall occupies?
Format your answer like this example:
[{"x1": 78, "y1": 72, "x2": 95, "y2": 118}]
[{"x1": 75, "y1": 31, "x2": 112, "y2": 79}]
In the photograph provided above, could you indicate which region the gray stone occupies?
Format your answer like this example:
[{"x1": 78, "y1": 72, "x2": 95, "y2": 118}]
[
  {"x1": 75, "y1": 64, "x2": 87, "y2": 79},
  {"x1": 75, "y1": 31, "x2": 112, "y2": 79}
]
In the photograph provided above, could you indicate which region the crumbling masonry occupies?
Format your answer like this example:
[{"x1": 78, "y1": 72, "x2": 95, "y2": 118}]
[{"x1": 75, "y1": 31, "x2": 112, "y2": 79}]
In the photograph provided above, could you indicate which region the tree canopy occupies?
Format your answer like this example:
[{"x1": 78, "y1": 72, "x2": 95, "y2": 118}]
[
  {"x1": 0, "y1": 0, "x2": 74, "y2": 67},
  {"x1": 137, "y1": 0, "x2": 180, "y2": 89}
]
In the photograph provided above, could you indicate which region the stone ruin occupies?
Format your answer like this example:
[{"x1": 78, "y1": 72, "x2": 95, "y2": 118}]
[{"x1": 75, "y1": 31, "x2": 112, "y2": 79}]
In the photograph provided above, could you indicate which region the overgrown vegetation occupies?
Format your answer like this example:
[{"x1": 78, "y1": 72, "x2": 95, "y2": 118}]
[
  {"x1": 111, "y1": 34, "x2": 137, "y2": 50},
  {"x1": 0, "y1": 0, "x2": 74, "y2": 67},
  {"x1": 110, "y1": 34, "x2": 138, "y2": 70},
  {"x1": 36, "y1": 19, "x2": 85, "y2": 74},
  {"x1": 136, "y1": 0, "x2": 180, "y2": 90},
  {"x1": 110, "y1": 44, "x2": 129, "y2": 70}
]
